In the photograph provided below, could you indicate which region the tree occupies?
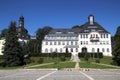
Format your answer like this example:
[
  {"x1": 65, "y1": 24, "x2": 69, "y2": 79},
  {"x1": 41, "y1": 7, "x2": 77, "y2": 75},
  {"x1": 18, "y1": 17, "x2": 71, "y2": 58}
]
[
  {"x1": 27, "y1": 39, "x2": 39, "y2": 56},
  {"x1": 72, "y1": 25, "x2": 80, "y2": 29},
  {"x1": 22, "y1": 43, "x2": 31, "y2": 64},
  {"x1": 2, "y1": 22, "x2": 24, "y2": 67},
  {"x1": 0, "y1": 29, "x2": 8, "y2": 38},
  {"x1": 36, "y1": 26, "x2": 52, "y2": 53},
  {"x1": 112, "y1": 26, "x2": 120, "y2": 66}
]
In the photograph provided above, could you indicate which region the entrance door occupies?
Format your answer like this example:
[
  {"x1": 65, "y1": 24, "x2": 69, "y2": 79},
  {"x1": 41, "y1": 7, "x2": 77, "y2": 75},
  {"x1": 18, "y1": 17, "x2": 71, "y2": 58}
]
[{"x1": 82, "y1": 47, "x2": 87, "y2": 53}]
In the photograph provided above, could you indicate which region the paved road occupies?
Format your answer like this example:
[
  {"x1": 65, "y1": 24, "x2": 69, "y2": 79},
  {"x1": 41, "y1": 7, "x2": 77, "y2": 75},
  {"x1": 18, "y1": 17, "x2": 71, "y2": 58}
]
[{"x1": 0, "y1": 69, "x2": 120, "y2": 80}]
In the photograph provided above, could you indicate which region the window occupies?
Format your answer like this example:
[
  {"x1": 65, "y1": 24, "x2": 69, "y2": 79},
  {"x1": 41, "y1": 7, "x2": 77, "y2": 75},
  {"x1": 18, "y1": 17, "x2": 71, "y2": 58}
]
[
  {"x1": 86, "y1": 34, "x2": 88, "y2": 38},
  {"x1": 55, "y1": 48, "x2": 57, "y2": 52},
  {"x1": 104, "y1": 34, "x2": 105, "y2": 38},
  {"x1": 67, "y1": 41, "x2": 69, "y2": 45},
  {"x1": 83, "y1": 34, "x2": 85, "y2": 38},
  {"x1": 97, "y1": 48, "x2": 100, "y2": 52},
  {"x1": 86, "y1": 41, "x2": 88, "y2": 44},
  {"x1": 71, "y1": 48, "x2": 73, "y2": 52},
  {"x1": 106, "y1": 34, "x2": 108, "y2": 38},
  {"x1": 96, "y1": 34, "x2": 98, "y2": 38},
  {"x1": 62, "y1": 42, "x2": 65, "y2": 45},
  {"x1": 101, "y1": 34, "x2": 102, "y2": 38},
  {"x1": 81, "y1": 34, "x2": 82, "y2": 38},
  {"x1": 50, "y1": 48, "x2": 53, "y2": 52},
  {"x1": 92, "y1": 48, "x2": 95, "y2": 52},
  {"x1": 81, "y1": 41, "x2": 82, "y2": 45},
  {"x1": 76, "y1": 48, "x2": 78, "y2": 52},
  {"x1": 58, "y1": 41, "x2": 61, "y2": 45},
  {"x1": 45, "y1": 48, "x2": 48, "y2": 53},
  {"x1": 60, "y1": 48, "x2": 62, "y2": 53},
  {"x1": 54, "y1": 42, "x2": 56, "y2": 45},
  {"x1": 46, "y1": 42, "x2": 48, "y2": 45},
  {"x1": 107, "y1": 48, "x2": 109, "y2": 52},
  {"x1": 102, "y1": 48, "x2": 105, "y2": 52},
  {"x1": 106, "y1": 41, "x2": 109, "y2": 44},
  {"x1": 71, "y1": 41, "x2": 73, "y2": 45},
  {"x1": 50, "y1": 42, "x2": 52, "y2": 45},
  {"x1": 75, "y1": 42, "x2": 78, "y2": 45}
]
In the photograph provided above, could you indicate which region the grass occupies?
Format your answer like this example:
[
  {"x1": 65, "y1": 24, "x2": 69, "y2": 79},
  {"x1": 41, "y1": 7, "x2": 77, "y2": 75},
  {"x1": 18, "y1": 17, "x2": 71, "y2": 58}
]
[
  {"x1": 0, "y1": 66, "x2": 23, "y2": 70},
  {"x1": 29, "y1": 61, "x2": 118, "y2": 69},
  {"x1": 0, "y1": 56, "x2": 118, "y2": 69}
]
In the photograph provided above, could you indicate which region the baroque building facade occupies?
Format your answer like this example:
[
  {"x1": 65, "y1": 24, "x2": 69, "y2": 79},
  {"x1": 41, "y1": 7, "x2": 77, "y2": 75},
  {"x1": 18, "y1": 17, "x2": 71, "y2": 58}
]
[
  {"x1": 0, "y1": 16, "x2": 30, "y2": 55},
  {"x1": 42, "y1": 15, "x2": 112, "y2": 56}
]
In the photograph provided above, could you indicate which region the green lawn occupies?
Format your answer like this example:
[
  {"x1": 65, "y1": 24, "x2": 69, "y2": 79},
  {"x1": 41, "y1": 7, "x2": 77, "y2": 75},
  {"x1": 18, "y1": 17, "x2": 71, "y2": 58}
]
[
  {"x1": 29, "y1": 61, "x2": 118, "y2": 69},
  {"x1": 0, "y1": 56, "x2": 118, "y2": 69}
]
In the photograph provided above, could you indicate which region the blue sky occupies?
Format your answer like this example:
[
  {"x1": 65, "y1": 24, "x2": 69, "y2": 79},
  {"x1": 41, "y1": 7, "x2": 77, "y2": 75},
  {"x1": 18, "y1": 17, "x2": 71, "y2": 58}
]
[{"x1": 0, "y1": 0, "x2": 120, "y2": 36}]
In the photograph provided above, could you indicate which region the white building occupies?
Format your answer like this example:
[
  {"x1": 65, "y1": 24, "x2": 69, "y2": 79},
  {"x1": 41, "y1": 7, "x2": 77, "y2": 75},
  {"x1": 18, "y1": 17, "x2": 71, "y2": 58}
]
[
  {"x1": 0, "y1": 38, "x2": 5, "y2": 55},
  {"x1": 42, "y1": 15, "x2": 112, "y2": 56}
]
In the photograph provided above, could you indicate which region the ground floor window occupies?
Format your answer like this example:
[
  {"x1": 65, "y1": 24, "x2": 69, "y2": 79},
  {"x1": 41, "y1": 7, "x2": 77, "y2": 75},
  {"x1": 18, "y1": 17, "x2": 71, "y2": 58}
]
[{"x1": 82, "y1": 47, "x2": 87, "y2": 53}]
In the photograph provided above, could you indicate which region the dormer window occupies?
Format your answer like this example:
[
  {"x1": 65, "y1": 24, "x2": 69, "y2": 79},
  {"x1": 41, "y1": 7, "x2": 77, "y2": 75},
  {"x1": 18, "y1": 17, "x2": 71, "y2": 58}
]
[
  {"x1": 56, "y1": 31, "x2": 62, "y2": 34},
  {"x1": 68, "y1": 32, "x2": 74, "y2": 34}
]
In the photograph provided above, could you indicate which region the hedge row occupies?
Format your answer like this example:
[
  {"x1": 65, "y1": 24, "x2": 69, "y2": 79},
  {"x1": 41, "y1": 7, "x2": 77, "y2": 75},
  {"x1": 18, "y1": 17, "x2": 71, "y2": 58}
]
[
  {"x1": 39, "y1": 52, "x2": 71, "y2": 57},
  {"x1": 36, "y1": 52, "x2": 103, "y2": 58},
  {"x1": 78, "y1": 52, "x2": 103, "y2": 58}
]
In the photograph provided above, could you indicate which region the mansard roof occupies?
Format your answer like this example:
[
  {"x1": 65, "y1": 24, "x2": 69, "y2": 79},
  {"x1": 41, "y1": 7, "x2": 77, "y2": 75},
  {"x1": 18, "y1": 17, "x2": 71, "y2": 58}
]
[
  {"x1": 47, "y1": 15, "x2": 110, "y2": 35},
  {"x1": 49, "y1": 28, "x2": 81, "y2": 34},
  {"x1": 80, "y1": 22, "x2": 109, "y2": 33}
]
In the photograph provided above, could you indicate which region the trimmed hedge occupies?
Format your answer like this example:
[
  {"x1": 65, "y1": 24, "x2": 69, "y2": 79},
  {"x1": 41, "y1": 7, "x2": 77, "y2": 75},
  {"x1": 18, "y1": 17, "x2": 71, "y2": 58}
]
[
  {"x1": 31, "y1": 52, "x2": 103, "y2": 58},
  {"x1": 39, "y1": 52, "x2": 71, "y2": 57},
  {"x1": 78, "y1": 52, "x2": 103, "y2": 58}
]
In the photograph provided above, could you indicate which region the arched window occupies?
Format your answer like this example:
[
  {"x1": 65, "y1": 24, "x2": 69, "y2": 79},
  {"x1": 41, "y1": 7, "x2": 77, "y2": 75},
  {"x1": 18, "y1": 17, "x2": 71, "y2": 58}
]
[
  {"x1": 55, "y1": 48, "x2": 57, "y2": 52},
  {"x1": 92, "y1": 48, "x2": 95, "y2": 52},
  {"x1": 50, "y1": 48, "x2": 53, "y2": 52},
  {"x1": 82, "y1": 47, "x2": 87, "y2": 53},
  {"x1": 107, "y1": 48, "x2": 109, "y2": 52},
  {"x1": 60, "y1": 48, "x2": 62, "y2": 53},
  {"x1": 45, "y1": 48, "x2": 48, "y2": 53},
  {"x1": 102, "y1": 48, "x2": 105, "y2": 52},
  {"x1": 71, "y1": 48, "x2": 73, "y2": 52}
]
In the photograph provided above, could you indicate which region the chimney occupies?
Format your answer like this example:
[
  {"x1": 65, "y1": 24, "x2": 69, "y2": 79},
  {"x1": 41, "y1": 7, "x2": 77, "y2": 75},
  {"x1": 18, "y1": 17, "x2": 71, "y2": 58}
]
[{"x1": 88, "y1": 15, "x2": 94, "y2": 25}]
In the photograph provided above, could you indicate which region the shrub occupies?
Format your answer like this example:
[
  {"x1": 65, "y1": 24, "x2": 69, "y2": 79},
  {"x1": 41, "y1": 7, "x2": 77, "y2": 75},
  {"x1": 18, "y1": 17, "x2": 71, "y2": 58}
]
[
  {"x1": 95, "y1": 58, "x2": 100, "y2": 63},
  {"x1": 38, "y1": 58, "x2": 44, "y2": 64},
  {"x1": 84, "y1": 53, "x2": 90, "y2": 61},
  {"x1": 59, "y1": 56, "x2": 66, "y2": 61}
]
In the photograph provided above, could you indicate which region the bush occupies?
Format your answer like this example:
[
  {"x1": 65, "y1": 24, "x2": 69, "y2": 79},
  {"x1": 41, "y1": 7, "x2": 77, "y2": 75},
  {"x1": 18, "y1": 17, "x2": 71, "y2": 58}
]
[
  {"x1": 39, "y1": 53, "x2": 71, "y2": 57},
  {"x1": 38, "y1": 58, "x2": 44, "y2": 64},
  {"x1": 84, "y1": 53, "x2": 90, "y2": 61},
  {"x1": 59, "y1": 56, "x2": 66, "y2": 61},
  {"x1": 95, "y1": 59, "x2": 100, "y2": 63},
  {"x1": 78, "y1": 52, "x2": 103, "y2": 58}
]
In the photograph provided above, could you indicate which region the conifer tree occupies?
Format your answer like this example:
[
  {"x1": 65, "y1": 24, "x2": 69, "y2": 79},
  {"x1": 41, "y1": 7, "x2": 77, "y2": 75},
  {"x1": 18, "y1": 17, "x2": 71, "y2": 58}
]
[
  {"x1": 112, "y1": 26, "x2": 120, "y2": 66},
  {"x1": 2, "y1": 22, "x2": 24, "y2": 67}
]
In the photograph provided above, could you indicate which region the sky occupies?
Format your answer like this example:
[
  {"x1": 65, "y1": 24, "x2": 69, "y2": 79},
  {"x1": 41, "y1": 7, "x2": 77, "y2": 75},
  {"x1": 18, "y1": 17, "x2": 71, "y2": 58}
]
[{"x1": 0, "y1": 0, "x2": 120, "y2": 36}]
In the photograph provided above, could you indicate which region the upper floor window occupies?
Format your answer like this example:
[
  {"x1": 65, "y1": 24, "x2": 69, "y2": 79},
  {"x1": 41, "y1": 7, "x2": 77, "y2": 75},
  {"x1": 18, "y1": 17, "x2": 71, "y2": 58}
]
[
  {"x1": 62, "y1": 42, "x2": 65, "y2": 45},
  {"x1": 50, "y1": 42, "x2": 52, "y2": 45},
  {"x1": 54, "y1": 42, "x2": 56, "y2": 45},
  {"x1": 56, "y1": 32, "x2": 62, "y2": 34},
  {"x1": 106, "y1": 34, "x2": 108, "y2": 38},
  {"x1": 75, "y1": 42, "x2": 78, "y2": 45},
  {"x1": 71, "y1": 41, "x2": 73, "y2": 45},
  {"x1": 58, "y1": 41, "x2": 61, "y2": 45},
  {"x1": 46, "y1": 42, "x2": 48, "y2": 45}
]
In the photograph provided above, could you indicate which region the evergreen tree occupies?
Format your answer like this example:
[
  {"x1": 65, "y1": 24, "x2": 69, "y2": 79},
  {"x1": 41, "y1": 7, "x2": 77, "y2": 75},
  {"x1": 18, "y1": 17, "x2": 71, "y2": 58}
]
[
  {"x1": 112, "y1": 26, "x2": 120, "y2": 66},
  {"x1": 2, "y1": 22, "x2": 24, "y2": 67},
  {"x1": 36, "y1": 26, "x2": 52, "y2": 53}
]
